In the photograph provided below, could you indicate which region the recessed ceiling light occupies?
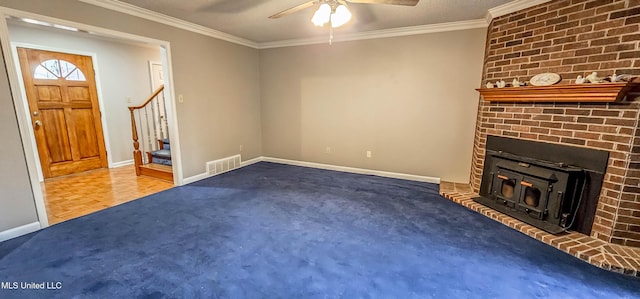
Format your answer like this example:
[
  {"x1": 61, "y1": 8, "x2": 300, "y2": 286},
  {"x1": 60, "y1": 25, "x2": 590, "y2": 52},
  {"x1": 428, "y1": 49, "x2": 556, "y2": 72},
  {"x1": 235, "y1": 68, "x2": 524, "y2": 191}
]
[
  {"x1": 20, "y1": 18, "x2": 52, "y2": 27},
  {"x1": 53, "y1": 24, "x2": 79, "y2": 32}
]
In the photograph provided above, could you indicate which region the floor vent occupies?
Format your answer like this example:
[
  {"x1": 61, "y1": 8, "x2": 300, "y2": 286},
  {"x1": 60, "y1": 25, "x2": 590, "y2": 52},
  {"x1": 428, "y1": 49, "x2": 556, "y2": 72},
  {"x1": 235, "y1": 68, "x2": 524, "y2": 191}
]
[{"x1": 206, "y1": 154, "x2": 242, "y2": 176}]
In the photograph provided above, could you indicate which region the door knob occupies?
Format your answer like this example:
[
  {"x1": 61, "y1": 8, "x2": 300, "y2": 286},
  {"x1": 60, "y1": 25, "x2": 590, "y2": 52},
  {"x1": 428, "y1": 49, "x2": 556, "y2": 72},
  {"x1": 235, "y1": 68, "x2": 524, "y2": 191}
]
[{"x1": 34, "y1": 120, "x2": 42, "y2": 127}]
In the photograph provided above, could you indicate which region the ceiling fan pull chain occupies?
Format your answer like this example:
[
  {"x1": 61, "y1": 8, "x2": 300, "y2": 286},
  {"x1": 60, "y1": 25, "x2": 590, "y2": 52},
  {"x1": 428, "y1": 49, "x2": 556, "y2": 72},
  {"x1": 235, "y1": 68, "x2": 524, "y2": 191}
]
[{"x1": 330, "y1": 26, "x2": 334, "y2": 45}]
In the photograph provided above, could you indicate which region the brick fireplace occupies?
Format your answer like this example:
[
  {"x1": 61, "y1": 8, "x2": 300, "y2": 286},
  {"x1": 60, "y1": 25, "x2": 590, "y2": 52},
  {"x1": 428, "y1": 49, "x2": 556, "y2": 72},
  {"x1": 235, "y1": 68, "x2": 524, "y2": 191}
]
[
  {"x1": 442, "y1": 0, "x2": 640, "y2": 275},
  {"x1": 472, "y1": 0, "x2": 640, "y2": 247}
]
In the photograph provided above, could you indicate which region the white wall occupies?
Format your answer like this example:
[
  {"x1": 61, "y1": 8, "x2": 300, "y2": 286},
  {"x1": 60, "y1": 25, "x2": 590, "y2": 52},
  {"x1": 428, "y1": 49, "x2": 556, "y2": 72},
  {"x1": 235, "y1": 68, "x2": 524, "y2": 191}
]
[
  {"x1": 260, "y1": 29, "x2": 486, "y2": 182},
  {"x1": 8, "y1": 22, "x2": 162, "y2": 165}
]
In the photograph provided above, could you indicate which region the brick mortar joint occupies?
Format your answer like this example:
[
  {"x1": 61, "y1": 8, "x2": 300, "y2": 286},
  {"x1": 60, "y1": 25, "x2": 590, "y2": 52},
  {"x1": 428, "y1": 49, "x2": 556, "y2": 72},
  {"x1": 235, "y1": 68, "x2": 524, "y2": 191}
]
[
  {"x1": 612, "y1": 111, "x2": 640, "y2": 236},
  {"x1": 469, "y1": 100, "x2": 488, "y2": 193},
  {"x1": 475, "y1": 22, "x2": 493, "y2": 190}
]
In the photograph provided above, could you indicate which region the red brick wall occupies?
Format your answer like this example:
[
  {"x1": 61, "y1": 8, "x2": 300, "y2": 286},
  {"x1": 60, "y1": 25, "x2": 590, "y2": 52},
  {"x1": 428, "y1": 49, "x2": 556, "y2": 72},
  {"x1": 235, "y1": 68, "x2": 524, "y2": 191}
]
[
  {"x1": 471, "y1": 0, "x2": 640, "y2": 247},
  {"x1": 484, "y1": 0, "x2": 640, "y2": 85}
]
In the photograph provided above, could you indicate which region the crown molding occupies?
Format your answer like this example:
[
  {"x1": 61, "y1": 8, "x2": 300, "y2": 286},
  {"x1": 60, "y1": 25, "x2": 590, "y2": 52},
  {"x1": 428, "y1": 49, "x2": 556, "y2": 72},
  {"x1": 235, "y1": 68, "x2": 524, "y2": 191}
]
[
  {"x1": 78, "y1": 0, "x2": 259, "y2": 48},
  {"x1": 486, "y1": 0, "x2": 554, "y2": 22},
  {"x1": 258, "y1": 19, "x2": 488, "y2": 49},
  {"x1": 78, "y1": 0, "x2": 537, "y2": 50}
]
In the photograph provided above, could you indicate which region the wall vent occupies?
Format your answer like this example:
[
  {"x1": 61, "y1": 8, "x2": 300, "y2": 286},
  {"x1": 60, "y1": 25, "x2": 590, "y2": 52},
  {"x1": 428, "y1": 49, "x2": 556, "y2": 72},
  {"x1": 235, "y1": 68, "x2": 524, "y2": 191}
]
[{"x1": 206, "y1": 154, "x2": 242, "y2": 176}]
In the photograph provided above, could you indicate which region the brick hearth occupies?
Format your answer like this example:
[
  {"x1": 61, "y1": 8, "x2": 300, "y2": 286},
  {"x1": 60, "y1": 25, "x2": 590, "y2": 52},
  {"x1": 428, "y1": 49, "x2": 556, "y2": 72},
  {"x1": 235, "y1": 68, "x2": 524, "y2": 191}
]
[
  {"x1": 470, "y1": 0, "x2": 640, "y2": 249},
  {"x1": 439, "y1": 182, "x2": 640, "y2": 276}
]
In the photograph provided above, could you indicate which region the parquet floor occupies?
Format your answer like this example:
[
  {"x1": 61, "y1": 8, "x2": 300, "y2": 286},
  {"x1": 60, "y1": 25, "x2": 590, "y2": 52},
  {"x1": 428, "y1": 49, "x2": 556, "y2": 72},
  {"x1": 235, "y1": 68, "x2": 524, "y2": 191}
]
[{"x1": 41, "y1": 165, "x2": 174, "y2": 225}]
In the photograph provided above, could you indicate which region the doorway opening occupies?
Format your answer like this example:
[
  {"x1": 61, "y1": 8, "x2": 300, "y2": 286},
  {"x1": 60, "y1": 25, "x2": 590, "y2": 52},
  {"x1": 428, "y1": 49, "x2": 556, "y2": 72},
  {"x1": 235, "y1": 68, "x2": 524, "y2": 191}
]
[
  {"x1": 129, "y1": 60, "x2": 174, "y2": 181},
  {"x1": 0, "y1": 11, "x2": 183, "y2": 227}
]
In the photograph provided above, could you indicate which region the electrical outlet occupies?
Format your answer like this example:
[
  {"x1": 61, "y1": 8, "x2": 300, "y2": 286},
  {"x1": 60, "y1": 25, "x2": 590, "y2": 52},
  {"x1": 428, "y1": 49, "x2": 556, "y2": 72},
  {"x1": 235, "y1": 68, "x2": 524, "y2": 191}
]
[
  {"x1": 126, "y1": 97, "x2": 132, "y2": 104},
  {"x1": 178, "y1": 94, "x2": 184, "y2": 103},
  {"x1": 366, "y1": 151, "x2": 372, "y2": 158},
  {"x1": 239, "y1": 145, "x2": 243, "y2": 152},
  {"x1": 325, "y1": 146, "x2": 331, "y2": 154}
]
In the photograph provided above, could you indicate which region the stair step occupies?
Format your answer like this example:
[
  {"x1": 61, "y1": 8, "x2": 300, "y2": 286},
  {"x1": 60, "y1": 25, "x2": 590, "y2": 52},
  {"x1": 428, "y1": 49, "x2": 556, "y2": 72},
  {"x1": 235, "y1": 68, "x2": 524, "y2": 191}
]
[
  {"x1": 151, "y1": 149, "x2": 171, "y2": 159},
  {"x1": 139, "y1": 163, "x2": 173, "y2": 181},
  {"x1": 150, "y1": 148, "x2": 171, "y2": 166},
  {"x1": 161, "y1": 138, "x2": 170, "y2": 150},
  {"x1": 151, "y1": 159, "x2": 172, "y2": 166}
]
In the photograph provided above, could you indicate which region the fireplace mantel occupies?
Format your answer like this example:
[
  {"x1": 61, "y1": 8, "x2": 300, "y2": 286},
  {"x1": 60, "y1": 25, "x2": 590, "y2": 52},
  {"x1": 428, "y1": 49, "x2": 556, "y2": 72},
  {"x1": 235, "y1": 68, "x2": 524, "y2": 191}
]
[{"x1": 476, "y1": 82, "x2": 640, "y2": 103}]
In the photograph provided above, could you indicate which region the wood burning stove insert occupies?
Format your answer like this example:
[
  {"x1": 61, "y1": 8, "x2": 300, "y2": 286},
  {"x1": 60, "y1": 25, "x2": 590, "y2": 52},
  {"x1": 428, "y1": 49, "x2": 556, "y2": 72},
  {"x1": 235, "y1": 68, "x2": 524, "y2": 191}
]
[
  {"x1": 475, "y1": 136, "x2": 609, "y2": 235},
  {"x1": 477, "y1": 151, "x2": 585, "y2": 233}
]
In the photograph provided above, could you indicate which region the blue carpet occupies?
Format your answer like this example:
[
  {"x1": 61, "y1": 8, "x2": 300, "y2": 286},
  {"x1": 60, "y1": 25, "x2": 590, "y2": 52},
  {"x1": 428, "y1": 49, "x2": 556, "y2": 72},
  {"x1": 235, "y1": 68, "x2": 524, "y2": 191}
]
[{"x1": 1, "y1": 162, "x2": 639, "y2": 298}]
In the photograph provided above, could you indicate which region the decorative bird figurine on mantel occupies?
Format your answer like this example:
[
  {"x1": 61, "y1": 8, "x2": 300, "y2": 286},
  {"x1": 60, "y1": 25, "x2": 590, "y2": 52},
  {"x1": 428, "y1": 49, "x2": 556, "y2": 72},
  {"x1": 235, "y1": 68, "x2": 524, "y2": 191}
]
[
  {"x1": 575, "y1": 75, "x2": 586, "y2": 84},
  {"x1": 512, "y1": 78, "x2": 523, "y2": 87},
  {"x1": 585, "y1": 72, "x2": 606, "y2": 84},
  {"x1": 609, "y1": 73, "x2": 633, "y2": 82}
]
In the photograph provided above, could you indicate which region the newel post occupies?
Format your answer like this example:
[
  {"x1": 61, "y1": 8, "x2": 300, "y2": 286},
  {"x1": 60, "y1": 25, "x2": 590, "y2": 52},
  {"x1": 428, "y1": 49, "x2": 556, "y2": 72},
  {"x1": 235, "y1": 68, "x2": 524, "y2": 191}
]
[{"x1": 129, "y1": 107, "x2": 142, "y2": 175}]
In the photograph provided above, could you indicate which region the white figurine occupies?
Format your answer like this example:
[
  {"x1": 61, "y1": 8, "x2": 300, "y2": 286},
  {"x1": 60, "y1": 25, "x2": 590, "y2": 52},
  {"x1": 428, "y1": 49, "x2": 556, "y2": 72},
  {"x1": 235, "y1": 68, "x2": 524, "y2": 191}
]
[
  {"x1": 496, "y1": 80, "x2": 506, "y2": 88},
  {"x1": 585, "y1": 72, "x2": 606, "y2": 84},
  {"x1": 609, "y1": 73, "x2": 633, "y2": 82},
  {"x1": 486, "y1": 82, "x2": 494, "y2": 88},
  {"x1": 512, "y1": 78, "x2": 521, "y2": 87},
  {"x1": 575, "y1": 75, "x2": 585, "y2": 84}
]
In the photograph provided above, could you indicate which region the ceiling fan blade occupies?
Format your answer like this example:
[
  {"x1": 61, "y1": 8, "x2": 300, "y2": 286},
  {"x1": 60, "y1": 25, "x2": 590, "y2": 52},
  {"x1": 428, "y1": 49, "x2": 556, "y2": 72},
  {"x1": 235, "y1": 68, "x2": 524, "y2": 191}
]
[
  {"x1": 268, "y1": 1, "x2": 316, "y2": 19},
  {"x1": 346, "y1": 0, "x2": 419, "y2": 6}
]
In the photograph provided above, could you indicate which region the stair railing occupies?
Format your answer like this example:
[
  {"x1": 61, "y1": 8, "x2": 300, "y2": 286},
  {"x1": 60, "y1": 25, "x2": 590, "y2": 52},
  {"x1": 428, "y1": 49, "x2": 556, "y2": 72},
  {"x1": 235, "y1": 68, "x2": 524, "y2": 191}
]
[{"x1": 128, "y1": 85, "x2": 168, "y2": 175}]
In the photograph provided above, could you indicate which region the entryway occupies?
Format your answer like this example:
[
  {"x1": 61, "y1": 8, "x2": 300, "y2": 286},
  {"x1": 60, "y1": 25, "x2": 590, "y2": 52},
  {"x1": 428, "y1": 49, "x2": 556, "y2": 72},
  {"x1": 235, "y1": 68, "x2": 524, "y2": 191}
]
[{"x1": 3, "y1": 14, "x2": 182, "y2": 227}]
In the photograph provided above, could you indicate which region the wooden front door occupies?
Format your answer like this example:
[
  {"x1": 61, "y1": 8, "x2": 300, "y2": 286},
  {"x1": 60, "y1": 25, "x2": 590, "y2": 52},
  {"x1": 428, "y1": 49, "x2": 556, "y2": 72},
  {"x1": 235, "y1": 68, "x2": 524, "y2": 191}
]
[{"x1": 17, "y1": 48, "x2": 107, "y2": 179}]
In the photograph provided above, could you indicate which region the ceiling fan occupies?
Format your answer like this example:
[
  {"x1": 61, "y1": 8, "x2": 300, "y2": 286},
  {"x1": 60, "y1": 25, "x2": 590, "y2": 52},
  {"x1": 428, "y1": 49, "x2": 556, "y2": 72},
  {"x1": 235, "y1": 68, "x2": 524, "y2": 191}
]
[{"x1": 269, "y1": 0, "x2": 420, "y2": 28}]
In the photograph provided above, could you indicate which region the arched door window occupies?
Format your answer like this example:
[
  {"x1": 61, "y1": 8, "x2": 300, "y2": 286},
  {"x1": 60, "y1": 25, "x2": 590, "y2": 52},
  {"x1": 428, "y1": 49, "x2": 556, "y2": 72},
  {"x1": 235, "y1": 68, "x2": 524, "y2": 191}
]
[{"x1": 33, "y1": 59, "x2": 86, "y2": 81}]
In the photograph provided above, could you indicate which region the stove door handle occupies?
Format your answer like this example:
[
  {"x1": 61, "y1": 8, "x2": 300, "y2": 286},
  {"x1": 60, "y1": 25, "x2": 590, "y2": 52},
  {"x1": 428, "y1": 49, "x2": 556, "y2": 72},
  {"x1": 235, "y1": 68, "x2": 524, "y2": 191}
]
[
  {"x1": 556, "y1": 191, "x2": 564, "y2": 219},
  {"x1": 488, "y1": 172, "x2": 495, "y2": 195},
  {"x1": 520, "y1": 181, "x2": 533, "y2": 188},
  {"x1": 497, "y1": 175, "x2": 509, "y2": 180}
]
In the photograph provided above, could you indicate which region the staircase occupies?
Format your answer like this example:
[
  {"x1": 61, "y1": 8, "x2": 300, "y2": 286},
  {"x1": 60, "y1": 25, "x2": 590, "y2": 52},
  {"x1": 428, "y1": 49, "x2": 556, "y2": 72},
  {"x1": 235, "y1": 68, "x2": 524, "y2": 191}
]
[{"x1": 129, "y1": 85, "x2": 173, "y2": 182}]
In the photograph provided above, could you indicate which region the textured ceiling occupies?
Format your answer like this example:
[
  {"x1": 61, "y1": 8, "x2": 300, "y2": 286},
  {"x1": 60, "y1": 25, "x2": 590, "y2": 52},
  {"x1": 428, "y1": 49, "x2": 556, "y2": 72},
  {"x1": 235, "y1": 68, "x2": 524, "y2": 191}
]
[{"x1": 117, "y1": 0, "x2": 514, "y2": 43}]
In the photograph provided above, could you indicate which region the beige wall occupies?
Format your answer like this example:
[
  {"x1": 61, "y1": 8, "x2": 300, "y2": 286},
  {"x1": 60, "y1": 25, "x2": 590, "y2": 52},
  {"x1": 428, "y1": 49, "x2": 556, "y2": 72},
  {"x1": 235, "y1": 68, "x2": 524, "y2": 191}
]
[
  {"x1": 0, "y1": 0, "x2": 262, "y2": 235},
  {"x1": 8, "y1": 23, "x2": 162, "y2": 165},
  {"x1": 0, "y1": 39, "x2": 39, "y2": 231},
  {"x1": 260, "y1": 29, "x2": 486, "y2": 182},
  {"x1": 0, "y1": 0, "x2": 263, "y2": 178}
]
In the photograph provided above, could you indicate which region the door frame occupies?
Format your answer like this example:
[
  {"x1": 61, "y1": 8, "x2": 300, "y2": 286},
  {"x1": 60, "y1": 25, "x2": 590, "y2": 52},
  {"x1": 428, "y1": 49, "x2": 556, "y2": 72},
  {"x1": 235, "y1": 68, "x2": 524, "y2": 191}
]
[
  {"x1": 11, "y1": 43, "x2": 111, "y2": 182},
  {"x1": 0, "y1": 7, "x2": 185, "y2": 229}
]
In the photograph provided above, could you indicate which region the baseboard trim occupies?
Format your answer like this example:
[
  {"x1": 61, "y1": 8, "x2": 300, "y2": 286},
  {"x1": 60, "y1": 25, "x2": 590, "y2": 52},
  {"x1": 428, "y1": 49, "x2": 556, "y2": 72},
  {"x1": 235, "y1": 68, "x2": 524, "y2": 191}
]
[
  {"x1": 182, "y1": 156, "x2": 266, "y2": 185},
  {"x1": 240, "y1": 156, "x2": 264, "y2": 167},
  {"x1": 0, "y1": 222, "x2": 41, "y2": 242},
  {"x1": 182, "y1": 173, "x2": 208, "y2": 185},
  {"x1": 263, "y1": 157, "x2": 440, "y2": 184},
  {"x1": 110, "y1": 159, "x2": 134, "y2": 168},
  {"x1": 182, "y1": 156, "x2": 440, "y2": 185}
]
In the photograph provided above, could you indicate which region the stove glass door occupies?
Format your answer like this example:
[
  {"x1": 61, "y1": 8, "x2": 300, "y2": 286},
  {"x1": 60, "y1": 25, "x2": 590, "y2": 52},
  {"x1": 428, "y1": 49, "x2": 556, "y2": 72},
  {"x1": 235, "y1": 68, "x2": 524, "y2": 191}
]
[
  {"x1": 516, "y1": 176, "x2": 551, "y2": 220},
  {"x1": 492, "y1": 169, "x2": 522, "y2": 209}
]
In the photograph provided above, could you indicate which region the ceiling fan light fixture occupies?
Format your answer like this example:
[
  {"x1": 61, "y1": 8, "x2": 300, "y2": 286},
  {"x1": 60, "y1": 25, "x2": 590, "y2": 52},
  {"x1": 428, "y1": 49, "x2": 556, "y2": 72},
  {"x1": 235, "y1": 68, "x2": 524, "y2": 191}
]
[
  {"x1": 330, "y1": 4, "x2": 352, "y2": 28},
  {"x1": 311, "y1": 3, "x2": 331, "y2": 27}
]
